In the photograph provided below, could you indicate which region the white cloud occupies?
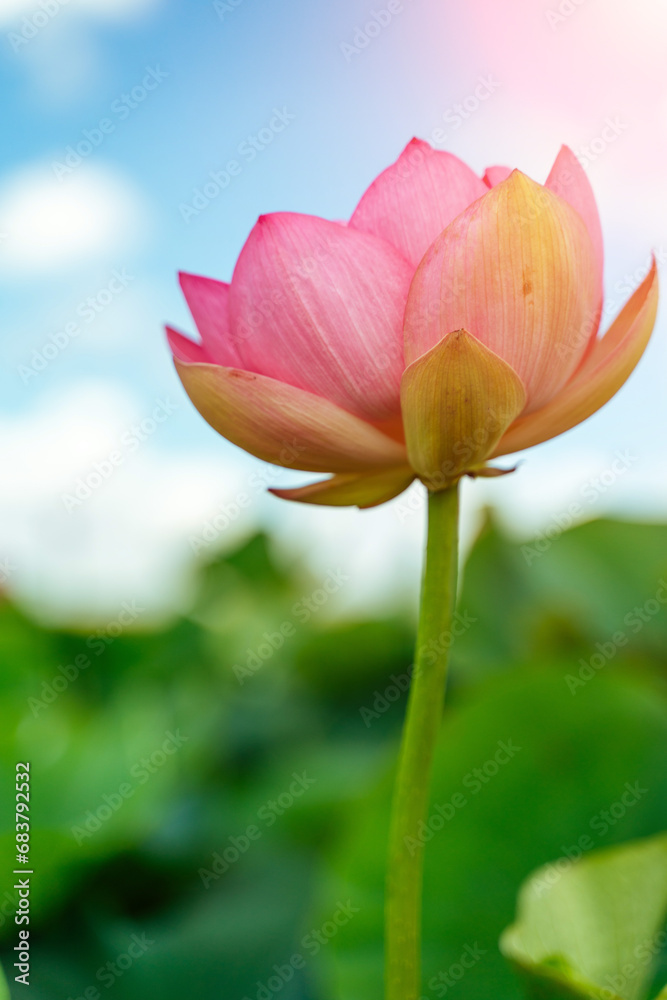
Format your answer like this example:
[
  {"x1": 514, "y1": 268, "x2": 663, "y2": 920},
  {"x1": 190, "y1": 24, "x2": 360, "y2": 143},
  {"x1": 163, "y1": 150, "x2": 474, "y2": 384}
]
[
  {"x1": 0, "y1": 382, "x2": 246, "y2": 623},
  {"x1": 2, "y1": 377, "x2": 667, "y2": 627},
  {"x1": 1, "y1": 0, "x2": 162, "y2": 102},
  {"x1": 0, "y1": 0, "x2": 160, "y2": 29},
  {"x1": 0, "y1": 0, "x2": 41, "y2": 23},
  {"x1": 0, "y1": 379, "x2": 425, "y2": 626},
  {"x1": 0, "y1": 163, "x2": 149, "y2": 276}
]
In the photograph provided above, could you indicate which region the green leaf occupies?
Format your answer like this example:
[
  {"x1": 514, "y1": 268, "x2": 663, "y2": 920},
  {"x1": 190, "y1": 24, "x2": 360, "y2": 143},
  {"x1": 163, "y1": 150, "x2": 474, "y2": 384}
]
[
  {"x1": 327, "y1": 669, "x2": 667, "y2": 1000},
  {"x1": 452, "y1": 514, "x2": 667, "y2": 685},
  {"x1": 500, "y1": 833, "x2": 667, "y2": 1000},
  {"x1": 0, "y1": 961, "x2": 9, "y2": 999}
]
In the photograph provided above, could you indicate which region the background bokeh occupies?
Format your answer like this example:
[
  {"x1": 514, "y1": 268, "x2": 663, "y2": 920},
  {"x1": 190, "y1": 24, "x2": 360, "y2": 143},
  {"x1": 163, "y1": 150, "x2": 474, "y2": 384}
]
[
  {"x1": 3, "y1": 519, "x2": 667, "y2": 998},
  {"x1": 1, "y1": 0, "x2": 666, "y2": 997}
]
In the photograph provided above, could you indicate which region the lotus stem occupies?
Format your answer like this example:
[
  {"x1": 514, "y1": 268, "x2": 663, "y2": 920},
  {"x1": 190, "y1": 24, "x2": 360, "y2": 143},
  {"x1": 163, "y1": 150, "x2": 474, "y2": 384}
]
[{"x1": 385, "y1": 484, "x2": 460, "y2": 1000}]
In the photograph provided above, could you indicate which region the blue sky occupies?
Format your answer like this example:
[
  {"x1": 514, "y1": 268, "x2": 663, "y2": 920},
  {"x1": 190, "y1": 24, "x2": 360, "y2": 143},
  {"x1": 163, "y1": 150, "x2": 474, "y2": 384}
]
[{"x1": 1, "y1": 0, "x2": 665, "y2": 621}]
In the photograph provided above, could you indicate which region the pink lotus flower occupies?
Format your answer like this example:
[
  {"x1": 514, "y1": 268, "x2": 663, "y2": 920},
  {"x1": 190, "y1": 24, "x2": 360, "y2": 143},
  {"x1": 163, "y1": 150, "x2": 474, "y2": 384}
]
[{"x1": 167, "y1": 139, "x2": 658, "y2": 507}]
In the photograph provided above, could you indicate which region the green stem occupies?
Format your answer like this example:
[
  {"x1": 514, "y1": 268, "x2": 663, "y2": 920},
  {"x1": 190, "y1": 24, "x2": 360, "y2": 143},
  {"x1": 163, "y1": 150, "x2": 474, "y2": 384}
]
[{"x1": 385, "y1": 485, "x2": 460, "y2": 1000}]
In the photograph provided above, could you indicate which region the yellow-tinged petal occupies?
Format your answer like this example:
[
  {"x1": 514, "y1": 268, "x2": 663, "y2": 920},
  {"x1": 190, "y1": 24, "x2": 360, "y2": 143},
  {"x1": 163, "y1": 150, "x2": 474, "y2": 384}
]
[
  {"x1": 403, "y1": 170, "x2": 598, "y2": 412},
  {"x1": 400, "y1": 329, "x2": 527, "y2": 489},
  {"x1": 175, "y1": 360, "x2": 408, "y2": 474},
  {"x1": 493, "y1": 260, "x2": 658, "y2": 457},
  {"x1": 270, "y1": 467, "x2": 415, "y2": 508}
]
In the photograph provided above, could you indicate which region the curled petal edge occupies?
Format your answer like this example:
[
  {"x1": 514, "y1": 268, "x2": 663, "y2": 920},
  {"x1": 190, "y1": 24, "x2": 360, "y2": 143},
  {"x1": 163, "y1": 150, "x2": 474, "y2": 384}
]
[
  {"x1": 270, "y1": 466, "x2": 415, "y2": 508},
  {"x1": 173, "y1": 359, "x2": 408, "y2": 474},
  {"x1": 167, "y1": 326, "x2": 211, "y2": 364},
  {"x1": 178, "y1": 273, "x2": 242, "y2": 367},
  {"x1": 493, "y1": 259, "x2": 659, "y2": 457}
]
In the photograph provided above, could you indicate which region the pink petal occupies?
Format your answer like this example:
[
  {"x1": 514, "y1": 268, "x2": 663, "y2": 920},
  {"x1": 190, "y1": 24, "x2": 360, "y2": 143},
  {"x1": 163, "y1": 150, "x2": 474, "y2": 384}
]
[
  {"x1": 545, "y1": 145, "x2": 604, "y2": 350},
  {"x1": 404, "y1": 171, "x2": 599, "y2": 412},
  {"x1": 178, "y1": 272, "x2": 242, "y2": 367},
  {"x1": 174, "y1": 360, "x2": 408, "y2": 474},
  {"x1": 494, "y1": 260, "x2": 658, "y2": 456},
  {"x1": 349, "y1": 138, "x2": 487, "y2": 266},
  {"x1": 166, "y1": 325, "x2": 211, "y2": 364},
  {"x1": 545, "y1": 146, "x2": 603, "y2": 287},
  {"x1": 483, "y1": 165, "x2": 513, "y2": 187},
  {"x1": 270, "y1": 466, "x2": 415, "y2": 508},
  {"x1": 229, "y1": 212, "x2": 413, "y2": 421}
]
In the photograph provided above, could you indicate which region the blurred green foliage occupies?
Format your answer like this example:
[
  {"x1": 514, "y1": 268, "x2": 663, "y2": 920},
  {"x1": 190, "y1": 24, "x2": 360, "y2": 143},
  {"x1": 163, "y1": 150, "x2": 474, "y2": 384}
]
[{"x1": 0, "y1": 514, "x2": 666, "y2": 999}]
